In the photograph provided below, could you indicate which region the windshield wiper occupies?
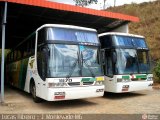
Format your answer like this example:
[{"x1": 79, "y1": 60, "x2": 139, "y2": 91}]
[
  {"x1": 66, "y1": 51, "x2": 96, "y2": 78},
  {"x1": 66, "y1": 52, "x2": 79, "y2": 78},
  {"x1": 81, "y1": 51, "x2": 95, "y2": 77}
]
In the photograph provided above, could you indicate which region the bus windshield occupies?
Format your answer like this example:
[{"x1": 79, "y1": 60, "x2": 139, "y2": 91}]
[
  {"x1": 47, "y1": 44, "x2": 102, "y2": 77},
  {"x1": 113, "y1": 35, "x2": 148, "y2": 48},
  {"x1": 47, "y1": 27, "x2": 99, "y2": 44},
  {"x1": 115, "y1": 49, "x2": 150, "y2": 74}
]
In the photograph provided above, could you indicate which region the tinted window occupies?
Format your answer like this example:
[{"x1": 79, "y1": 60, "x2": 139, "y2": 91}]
[
  {"x1": 99, "y1": 36, "x2": 112, "y2": 48},
  {"x1": 114, "y1": 36, "x2": 133, "y2": 46},
  {"x1": 105, "y1": 51, "x2": 113, "y2": 76},
  {"x1": 38, "y1": 28, "x2": 46, "y2": 46},
  {"x1": 46, "y1": 28, "x2": 99, "y2": 44},
  {"x1": 113, "y1": 35, "x2": 148, "y2": 48},
  {"x1": 8, "y1": 33, "x2": 36, "y2": 62},
  {"x1": 134, "y1": 38, "x2": 147, "y2": 48}
]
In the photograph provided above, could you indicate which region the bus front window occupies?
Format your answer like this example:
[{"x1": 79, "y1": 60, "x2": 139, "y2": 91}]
[
  {"x1": 47, "y1": 44, "x2": 80, "y2": 77},
  {"x1": 137, "y1": 51, "x2": 150, "y2": 73},
  {"x1": 115, "y1": 49, "x2": 138, "y2": 74},
  {"x1": 115, "y1": 49, "x2": 151, "y2": 74},
  {"x1": 47, "y1": 44, "x2": 103, "y2": 78},
  {"x1": 81, "y1": 46, "x2": 102, "y2": 77}
]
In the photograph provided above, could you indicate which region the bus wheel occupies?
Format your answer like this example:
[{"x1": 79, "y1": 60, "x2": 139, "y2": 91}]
[{"x1": 30, "y1": 82, "x2": 42, "y2": 103}]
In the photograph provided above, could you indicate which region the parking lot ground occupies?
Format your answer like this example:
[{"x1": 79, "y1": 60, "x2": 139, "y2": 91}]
[{"x1": 0, "y1": 85, "x2": 160, "y2": 114}]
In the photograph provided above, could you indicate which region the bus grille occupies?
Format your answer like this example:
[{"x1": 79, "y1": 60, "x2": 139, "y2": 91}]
[
  {"x1": 68, "y1": 82, "x2": 94, "y2": 86},
  {"x1": 131, "y1": 78, "x2": 146, "y2": 81},
  {"x1": 83, "y1": 82, "x2": 94, "y2": 85},
  {"x1": 68, "y1": 82, "x2": 80, "y2": 86}
]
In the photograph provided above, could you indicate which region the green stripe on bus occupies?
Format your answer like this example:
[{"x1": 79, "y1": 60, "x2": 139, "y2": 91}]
[
  {"x1": 122, "y1": 76, "x2": 130, "y2": 79},
  {"x1": 136, "y1": 75, "x2": 147, "y2": 79},
  {"x1": 81, "y1": 78, "x2": 96, "y2": 82}
]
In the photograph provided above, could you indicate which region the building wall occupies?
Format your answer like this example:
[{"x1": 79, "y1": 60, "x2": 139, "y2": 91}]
[{"x1": 111, "y1": 24, "x2": 129, "y2": 33}]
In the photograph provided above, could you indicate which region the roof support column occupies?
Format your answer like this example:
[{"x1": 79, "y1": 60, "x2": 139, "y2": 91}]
[{"x1": 1, "y1": 1, "x2": 7, "y2": 104}]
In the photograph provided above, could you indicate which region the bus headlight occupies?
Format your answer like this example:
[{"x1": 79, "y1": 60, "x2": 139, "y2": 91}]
[
  {"x1": 95, "y1": 81, "x2": 104, "y2": 85},
  {"x1": 48, "y1": 82, "x2": 68, "y2": 88},
  {"x1": 95, "y1": 77, "x2": 104, "y2": 85}
]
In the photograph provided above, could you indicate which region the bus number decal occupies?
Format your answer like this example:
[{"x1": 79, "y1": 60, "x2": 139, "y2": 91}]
[{"x1": 59, "y1": 78, "x2": 72, "y2": 83}]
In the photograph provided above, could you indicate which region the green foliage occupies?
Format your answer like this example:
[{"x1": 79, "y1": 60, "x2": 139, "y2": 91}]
[
  {"x1": 154, "y1": 60, "x2": 160, "y2": 81},
  {"x1": 73, "y1": 0, "x2": 97, "y2": 7}
]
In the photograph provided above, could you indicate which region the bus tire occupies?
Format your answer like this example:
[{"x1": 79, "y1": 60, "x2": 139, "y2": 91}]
[{"x1": 30, "y1": 81, "x2": 42, "y2": 103}]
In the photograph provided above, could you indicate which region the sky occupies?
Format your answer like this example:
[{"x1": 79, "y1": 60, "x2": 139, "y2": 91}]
[{"x1": 47, "y1": 0, "x2": 157, "y2": 10}]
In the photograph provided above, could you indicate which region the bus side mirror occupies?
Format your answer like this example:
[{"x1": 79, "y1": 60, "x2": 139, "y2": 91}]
[
  {"x1": 101, "y1": 49, "x2": 105, "y2": 65},
  {"x1": 42, "y1": 47, "x2": 50, "y2": 59},
  {"x1": 41, "y1": 47, "x2": 50, "y2": 80},
  {"x1": 112, "y1": 52, "x2": 117, "y2": 64}
]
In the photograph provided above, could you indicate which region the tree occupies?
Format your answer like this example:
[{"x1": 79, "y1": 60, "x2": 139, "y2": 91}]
[
  {"x1": 74, "y1": 0, "x2": 98, "y2": 7},
  {"x1": 154, "y1": 60, "x2": 160, "y2": 81}
]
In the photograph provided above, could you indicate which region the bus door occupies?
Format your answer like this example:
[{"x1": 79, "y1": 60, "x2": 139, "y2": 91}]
[{"x1": 103, "y1": 49, "x2": 116, "y2": 91}]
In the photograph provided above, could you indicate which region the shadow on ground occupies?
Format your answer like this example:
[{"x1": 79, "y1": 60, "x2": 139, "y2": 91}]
[{"x1": 103, "y1": 92, "x2": 146, "y2": 100}]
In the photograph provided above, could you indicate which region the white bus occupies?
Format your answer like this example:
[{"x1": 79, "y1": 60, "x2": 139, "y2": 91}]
[
  {"x1": 99, "y1": 32, "x2": 153, "y2": 93},
  {"x1": 6, "y1": 24, "x2": 104, "y2": 102}
]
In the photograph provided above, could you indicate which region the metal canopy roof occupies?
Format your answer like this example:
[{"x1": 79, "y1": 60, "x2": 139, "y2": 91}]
[{"x1": 0, "y1": 0, "x2": 139, "y2": 48}]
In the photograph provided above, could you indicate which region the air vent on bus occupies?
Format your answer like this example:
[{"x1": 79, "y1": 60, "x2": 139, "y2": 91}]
[
  {"x1": 83, "y1": 82, "x2": 94, "y2": 85},
  {"x1": 68, "y1": 81, "x2": 94, "y2": 86},
  {"x1": 131, "y1": 78, "x2": 146, "y2": 81},
  {"x1": 68, "y1": 82, "x2": 80, "y2": 86}
]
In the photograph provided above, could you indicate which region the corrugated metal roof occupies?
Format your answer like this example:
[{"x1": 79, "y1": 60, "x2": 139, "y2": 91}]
[
  {"x1": 1, "y1": 0, "x2": 139, "y2": 22},
  {"x1": 0, "y1": 0, "x2": 140, "y2": 48}
]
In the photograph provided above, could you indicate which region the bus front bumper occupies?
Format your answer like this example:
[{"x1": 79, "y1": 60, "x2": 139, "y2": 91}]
[
  {"x1": 46, "y1": 85, "x2": 104, "y2": 101},
  {"x1": 115, "y1": 81, "x2": 153, "y2": 93}
]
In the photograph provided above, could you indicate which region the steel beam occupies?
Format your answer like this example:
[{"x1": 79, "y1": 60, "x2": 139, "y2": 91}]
[{"x1": 1, "y1": 1, "x2": 7, "y2": 103}]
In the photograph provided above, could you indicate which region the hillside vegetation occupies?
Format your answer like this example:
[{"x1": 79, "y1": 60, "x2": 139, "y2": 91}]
[{"x1": 107, "y1": 1, "x2": 160, "y2": 61}]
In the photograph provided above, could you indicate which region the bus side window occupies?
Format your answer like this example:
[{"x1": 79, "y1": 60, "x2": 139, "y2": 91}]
[
  {"x1": 25, "y1": 34, "x2": 35, "y2": 56},
  {"x1": 37, "y1": 46, "x2": 47, "y2": 81},
  {"x1": 23, "y1": 41, "x2": 27, "y2": 57},
  {"x1": 30, "y1": 35, "x2": 35, "y2": 54},
  {"x1": 9, "y1": 53, "x2": 11, "y2": 62},
  {"x1": 13, "y1": 50, "x2": 16, "y2": 61},
  {"x1": 27, "y1": 40, "x2": 32, "y2": 55},
  {"x1": 37, "y1": 28, "x2": 45, "y2": 46},
  {"x1": 36, "y1": 29, "x2": 46, "y2": 80},
  {"x1": 7, "y1": 54, "x2": 10, "y2": 63},
  {"x1": 105, "y1": 51, "x2": 113, "y2": 77},
  {"x1": 11, "y1": 52, "x2": 14, "y2": 61}
]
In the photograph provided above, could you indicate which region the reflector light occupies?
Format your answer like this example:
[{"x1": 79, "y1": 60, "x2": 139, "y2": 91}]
[
  {"x1": 122, "y1": 88, "x2": 128, "y2": 91},
  {"x1": 54, "y1": 96, "x2": 65, "y2": 99}
]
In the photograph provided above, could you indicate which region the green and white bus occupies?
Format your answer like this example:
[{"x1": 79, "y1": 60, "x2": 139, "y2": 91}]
[
  {"x1": 99, "y1": 32, "x2": 153, "y2": 93},
  {"x1": 6, "y1": 24, "x2": 104, "y2": 102}
]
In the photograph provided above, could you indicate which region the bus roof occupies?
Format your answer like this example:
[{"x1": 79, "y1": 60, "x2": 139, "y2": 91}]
[
  {"x1": 98, "y1": 32, "x2": 145, "y2": 38},
  {"x1": 36, "y1": 24, "x2": 97, "y2": 32}
]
